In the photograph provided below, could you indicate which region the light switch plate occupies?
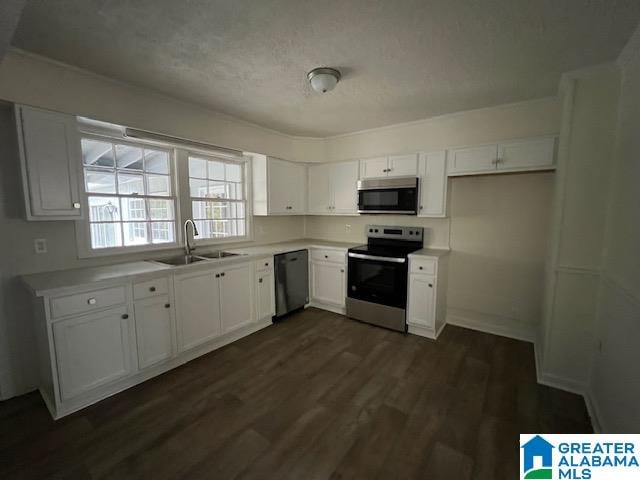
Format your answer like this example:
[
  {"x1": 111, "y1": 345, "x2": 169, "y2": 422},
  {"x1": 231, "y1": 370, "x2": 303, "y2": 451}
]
[{"x1": 34, "y1": 238, "x2": 47, "y2": 254}]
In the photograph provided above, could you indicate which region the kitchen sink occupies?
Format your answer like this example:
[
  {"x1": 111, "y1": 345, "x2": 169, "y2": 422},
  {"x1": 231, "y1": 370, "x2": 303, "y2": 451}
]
[
  {"x1": 197, "y1": 251, "x2": 245, "y2": 259},
  {"x1": 154, "y1": 254, "x2": 208, "y2": 266}
]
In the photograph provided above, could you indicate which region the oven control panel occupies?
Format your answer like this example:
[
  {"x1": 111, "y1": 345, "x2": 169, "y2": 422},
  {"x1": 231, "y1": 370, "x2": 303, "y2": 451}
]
[{"x1": 365, "y1": 225, "x2": 424, "y2": 242}]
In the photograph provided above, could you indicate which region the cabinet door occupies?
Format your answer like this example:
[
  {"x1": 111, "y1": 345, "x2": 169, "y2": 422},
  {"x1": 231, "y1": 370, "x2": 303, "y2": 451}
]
[
  {"x1": 256, "y1": 269, "x2": 275, "y2": 320},
  {"x1": 307, "y1": 163, "x2": 332, "y2": 214},
  {"x1": 175, "y1": 271, "x2": 221, "y2": 352},
  {"x1": 266, "y1": 158, "x2": 290, "y2": 214},
  {"x1": 387, "y1": 154, "x2": 418, "y2": 177},
  {"x1": 311, "y1": 261, "x2": 345, "y2": 307},
  {"x1": 134, "y1": 296, "x2": 174, "y2": 369},
  {"x1": 359, "y1": 157, "x2": 388, "y2": 179},
  {"x1": 407, "y1": 275, "x2": 436, "y2": 328},
  {"x1": 331, "y1": 161, "x2": 359, "y2": 214},
  {"x1": 447, "y1": 144, "x2": 498, "y2": 176},
  {"x1": 418, "y1": 151, "x2": 447, "y2": 217},
  {"x1": 498, "y1": 137, "x2": 555, "y2": 171},
  {"x1": 220, "y1": 263, "x2": 254, "y2": 333},
  {"x1": 17, "y1": 105, "x2": 82, "y2": 220},
  {"x1": 287, "y1": 162, "x2": 307, "y2": 214},
  {"x1": 53, "y1": 306, "x2": 135, "y2": 400}
]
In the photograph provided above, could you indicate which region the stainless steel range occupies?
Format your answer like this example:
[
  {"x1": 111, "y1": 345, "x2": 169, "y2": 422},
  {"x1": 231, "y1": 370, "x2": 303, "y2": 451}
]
[{"x1": 346, "y1": 225, "x2": 424, "y2": 332}]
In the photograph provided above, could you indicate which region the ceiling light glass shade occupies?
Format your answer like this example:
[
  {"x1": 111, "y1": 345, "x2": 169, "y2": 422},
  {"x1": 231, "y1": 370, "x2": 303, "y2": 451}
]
[{"x1": 307, "y1": 67, "x2": 341, "y2": 93}]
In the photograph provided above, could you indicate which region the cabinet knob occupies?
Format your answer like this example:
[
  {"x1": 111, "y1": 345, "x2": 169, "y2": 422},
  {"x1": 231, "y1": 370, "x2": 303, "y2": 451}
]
[
  {"x1": 428, "y1": 283, "x2": 433, "y2": 288},
  {"x1": 324, "y1": 255, "x2": 328, "y2": 259},
  {"x1": 419, "y1": 266, "x2": 423, "y2": 270},
  {"x1": 340, "y1": 269, "x2": 344, "y2": 273},
  {"x1": 73, "y1": 202, "x2": 81, "y2": 209},
  {"x1": 164, "y1": 303, "x2": 171, "y2": 308},
  {"x1": 215, "y1": 274, "x2": 220, "y2": 278},
  {"x1": 122, "y1": 314, "x2": 129, "y2": 319},
  {"x1": 87, "y1": 298, "x2": 97, "y2": 305},
  {"x1": 149, "y1": 286, "x2": 156, "y2": 292},
  {"x1": 264, "y1": 262, "x2": 269, "y2": 267},
  {"x1": 258, "y1": 278, "x2": 263, "y2": 283},
  {"x1": 221, "y1": 272, "x2": 225, "y2": 277}
]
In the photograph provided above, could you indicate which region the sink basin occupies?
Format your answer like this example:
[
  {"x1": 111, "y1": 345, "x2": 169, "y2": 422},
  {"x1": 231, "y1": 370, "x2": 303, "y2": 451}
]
[
  {"x1": 154, "y1": 254, "x2": 208, "y2": 266},
  {"x1": 197, "y1": 251, "x2": 245, "y2": 259}
]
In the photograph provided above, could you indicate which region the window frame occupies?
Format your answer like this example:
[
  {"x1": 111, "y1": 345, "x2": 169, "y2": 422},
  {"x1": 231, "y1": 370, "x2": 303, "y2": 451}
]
[
  {"x1": 179, "y1": 149, "x2": 253, "y2": 247},
  {"x1": 75, "y1": 133, "x2": 182, "y2": 258}
]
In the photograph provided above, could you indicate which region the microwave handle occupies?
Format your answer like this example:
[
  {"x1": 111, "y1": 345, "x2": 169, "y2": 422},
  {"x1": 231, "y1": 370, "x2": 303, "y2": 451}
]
[{"x1": 348, "y1": 252, "x2": 407, "y2": 263}]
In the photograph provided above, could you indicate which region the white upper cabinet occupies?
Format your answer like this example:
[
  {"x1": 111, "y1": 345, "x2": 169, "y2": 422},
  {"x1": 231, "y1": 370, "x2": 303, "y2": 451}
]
[
  {"x1": 447, "y1": 144, "x2": 498, "y2": 176},
  {"x1": 387, "y1": 154, "x2": 418, "y2": 177},
  {"x1": 15, "y1": 105, "x2": 83, "y2": 220},
  {"x1": 359, "y1": 154, "x2": 418, "y2": 179},
  {"x1": 307, "y1": 161, "x2": 359, "y2": 215},
  {"x1": 359, "y1": 156, "x2": 388, "y2": 178},
  {"x1": 497, "y1": 137, "x2": 556, "y2": 171},
  {"x1": 307, "y1": 163, "x2": 332, "y2": 214},
  {"x1": 253, "y1": 156, "x2": 306, "y2": 215},
  {"x1": 447, "y1": 136, "x2": 556, "y2": 176},
  {"x1": 418, "y1": 151, "x2": 448, "y2": 218}
]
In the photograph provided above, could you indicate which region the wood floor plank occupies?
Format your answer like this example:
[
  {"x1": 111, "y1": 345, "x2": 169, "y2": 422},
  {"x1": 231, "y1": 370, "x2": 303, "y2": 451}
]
[{"x1": 0, "y1": 308, "x2": 592, "y2": 480}]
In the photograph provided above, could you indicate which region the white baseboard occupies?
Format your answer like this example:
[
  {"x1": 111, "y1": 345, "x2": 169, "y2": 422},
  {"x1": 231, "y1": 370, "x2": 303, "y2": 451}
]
[
  {"x1": 308, "y1": 301, "x2": 345, "y2": 315},
  {"x1": 446, "y1": 309, "x2": 536, "y2": 343}
]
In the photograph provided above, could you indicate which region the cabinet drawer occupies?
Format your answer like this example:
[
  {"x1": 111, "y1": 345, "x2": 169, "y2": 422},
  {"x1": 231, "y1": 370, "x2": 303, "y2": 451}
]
[
  {"x1": 50, "y1": 285, "x2": 128, "y2": 319},
  {"x1": 311, "y1": 249, "x2": 345, "y2": 264},
  {"x1": 410, "y1": 258, "x2": 437, "y2": 275},
  {"x1": 255, "y1": 257, "x2": 274, "y2": 272},
  {"x1": 133, "y1": 277, "x2": 169, "y2": 300}
]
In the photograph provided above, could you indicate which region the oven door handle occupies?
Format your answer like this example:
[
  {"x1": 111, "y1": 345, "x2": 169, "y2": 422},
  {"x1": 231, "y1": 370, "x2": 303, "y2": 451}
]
[{"x1": 348, "y1": 252, "x2": 407, "y2": 263}]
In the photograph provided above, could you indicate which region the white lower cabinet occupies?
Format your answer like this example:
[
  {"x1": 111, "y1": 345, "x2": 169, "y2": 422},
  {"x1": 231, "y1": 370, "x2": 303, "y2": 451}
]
[
  {"x1": 53, "y1": 305, "x2": 136, "y2": 401},
  {"x1": 220, "y1": 262, "x2": 254, "y2": 333},
  {"x1": 255, "y1": 260, "x2": 275, "y2": 321},
  {"x1": 134, "y1": 296, "x2": 174, "y2": 369},
  {"x1": 406, "y1": 255, "x2": 449, "y2": 339},
  {"x1": 175, "y1": 270, "x2": 222, "y2": 352},
  {"x1": 310, "y1": 250, "x2": 346, "y2": 311}
]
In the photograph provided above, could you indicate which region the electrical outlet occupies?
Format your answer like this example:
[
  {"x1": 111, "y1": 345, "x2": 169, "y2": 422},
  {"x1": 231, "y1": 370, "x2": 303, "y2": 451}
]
[
  {"x1": 345, "y1": 224, "x2": 352, "y2": 234},
  {"x1": 34, "y1": 238, "x2": 47, "y2": 254}
]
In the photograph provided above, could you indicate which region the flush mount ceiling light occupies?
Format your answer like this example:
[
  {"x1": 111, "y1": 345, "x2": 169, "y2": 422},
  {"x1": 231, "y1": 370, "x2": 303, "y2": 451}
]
[{"x1": 307, "y1": 67, "x2": 341, "y2": 93}]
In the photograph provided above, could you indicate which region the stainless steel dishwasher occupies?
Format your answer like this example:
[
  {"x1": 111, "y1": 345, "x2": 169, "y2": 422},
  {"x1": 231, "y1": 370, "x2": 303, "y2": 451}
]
[{"x1": 274, "y1": 249, "x2": 309, "y2": 319}]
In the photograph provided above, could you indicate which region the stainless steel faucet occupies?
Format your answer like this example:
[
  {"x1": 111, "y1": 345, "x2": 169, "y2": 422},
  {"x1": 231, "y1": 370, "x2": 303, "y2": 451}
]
[{"x1": 183, "y1": 219, "x2": 199, "y2": 256}]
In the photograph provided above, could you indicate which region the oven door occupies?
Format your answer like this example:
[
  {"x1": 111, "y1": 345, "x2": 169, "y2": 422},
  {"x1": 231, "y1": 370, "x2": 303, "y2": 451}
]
[{"x1": 347, "y1": 253, "x2": 408, "y2": 309}]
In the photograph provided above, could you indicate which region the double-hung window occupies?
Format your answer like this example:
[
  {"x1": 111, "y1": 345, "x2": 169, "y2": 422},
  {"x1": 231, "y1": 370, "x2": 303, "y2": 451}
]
[
  {"x1": 188, "y1": 154, "x2": 247, "y2": 241},
  {"x1": 80, "y1": 137, "x2": 178, "y2": 251}
]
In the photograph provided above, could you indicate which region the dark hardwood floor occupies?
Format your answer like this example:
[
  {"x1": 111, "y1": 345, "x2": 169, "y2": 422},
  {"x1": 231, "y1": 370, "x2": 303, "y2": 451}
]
[{"x1": 0, "y1": 308, "x2": 591, "y2": 479}]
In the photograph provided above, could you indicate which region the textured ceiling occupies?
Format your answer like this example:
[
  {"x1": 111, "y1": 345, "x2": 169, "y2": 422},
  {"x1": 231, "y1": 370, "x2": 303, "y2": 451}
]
[{"x1": 12, "y1": 0, "x2": 640, "y2": 136}]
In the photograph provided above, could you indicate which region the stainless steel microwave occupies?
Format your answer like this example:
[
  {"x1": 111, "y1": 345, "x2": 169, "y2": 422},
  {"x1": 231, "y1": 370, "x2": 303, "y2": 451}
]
[{"x1": 357, "y1": 176, "x2": 419, "y2": 214}]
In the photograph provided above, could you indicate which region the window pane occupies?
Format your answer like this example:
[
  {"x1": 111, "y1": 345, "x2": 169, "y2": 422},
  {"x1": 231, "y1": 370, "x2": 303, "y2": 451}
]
[
  {"x1": 146, "y1": 174, "x2": 171, "y2": 196},
  {"x1": 149, "y1": 199, "x2": 174, "y2": 220},
  {"x1": 82, "y1": 139, "x2": 114, "y2": 167},
  {"x1": 121, "y1": 197, "x2": 147, "y2": 221},
  {"x1": 225, "y1": 163, "x2": 242, "y2": 182},
  {"x1": 123, "y1": 222, "x2": 149, "y2": 246},
  {"x1": 144, "y1": 150, "x2": 169, "y2": 174},
  {"x1": 116, "y1": 145, "x2": 144, "y2": 171},
  {"x1": 229, "y1": 202, "x2": 245, "y2": 218},
  {"x1": 189, "y1": 178, "x2": 209, "y2": 198},
  {"x1": 189, "y1": 157, "x2": 207, "y2": 178},
  {"x1": 88, "y1": 196, "x2": 120, "y2": 222},
  {"x1": 208, "y1": 160, "x2": 225, "y2": 180},
  {"x1": 118, "y1": 173, "x2": 144, "y2": 195},
  {"x1": 227, "y1": 183, "x2": 243, "y2": 200},
  {"x1": 208, "y1": 181, "x2": 227, "y2": 199},
  {"x1": 85, "y1": 170, "x2": 116, "y2": 194},
  {"x1": 151, "y1": 222, "x2": 175, "y2": 244},
  {"x1": 90, "y1": 223, "x2": 122, "y2": 249}
]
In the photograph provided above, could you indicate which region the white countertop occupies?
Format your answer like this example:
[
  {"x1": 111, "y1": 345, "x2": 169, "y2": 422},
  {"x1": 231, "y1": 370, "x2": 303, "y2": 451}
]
[
  {"x1": 21, "y1": 238, "x2": 360, "y2": 297},
  {"x1": 409, "y1": 248, "x2": 451, "y2": 258}
]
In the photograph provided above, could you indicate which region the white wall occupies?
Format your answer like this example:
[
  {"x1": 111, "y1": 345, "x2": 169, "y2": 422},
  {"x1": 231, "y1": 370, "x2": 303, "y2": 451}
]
[
  {"x1": 538, "y1": 64, "x2": 621, "y2": 394},
  {"x1": 0, "y1": 49, "x2": 326, "y2": 163},
  {"x1": 589, "y1": 25, "x2": 640, "y2": 432}
]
